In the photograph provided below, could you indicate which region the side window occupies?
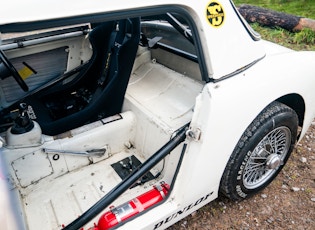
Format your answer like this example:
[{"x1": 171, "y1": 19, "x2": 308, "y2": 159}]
[
  {"x1": 0, "y1": 25, "x2": 92, "y2": 106},
  {"x1": 141, "y1": 14, "x2": 196, "y2": 55}
]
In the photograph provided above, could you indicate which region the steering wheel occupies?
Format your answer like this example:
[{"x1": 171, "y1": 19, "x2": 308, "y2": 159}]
[{"x1": 0, "y1": 49, "x2": 29, "y2": 91}]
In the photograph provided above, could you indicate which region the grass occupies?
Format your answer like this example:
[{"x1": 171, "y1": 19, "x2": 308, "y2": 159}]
[
  {"x1": 233, "y1": 0, "x2": 315, "y2": 51},
  {"x1": 293, "y1": 28, "x2": 315, "y2": 44}
]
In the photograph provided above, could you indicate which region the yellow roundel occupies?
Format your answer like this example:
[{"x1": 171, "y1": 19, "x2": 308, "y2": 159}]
[{"x1": 206, "y1": 1, "x2": 225, "y2": 28}]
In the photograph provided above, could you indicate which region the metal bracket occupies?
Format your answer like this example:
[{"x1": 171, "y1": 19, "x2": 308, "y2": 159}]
[
  {"x1": 186, "y1": 128, "x2": 201, "y2": 141},
  {"x1": 43, "y1": 147, "x2": 107, "y2": 157}
]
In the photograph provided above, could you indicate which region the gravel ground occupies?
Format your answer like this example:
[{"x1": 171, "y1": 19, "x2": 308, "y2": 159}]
[{"x1": 169, "y1": 122, "x2": 315, "y2": 230}]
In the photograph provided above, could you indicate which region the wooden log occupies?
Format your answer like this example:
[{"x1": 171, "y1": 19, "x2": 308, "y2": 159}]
[
  {"x1": 294, "y1": 18, "x2": 315, "y2": 32},
  {"x1": 237, "y1": 4, "x2": 315, "y2": 32}
]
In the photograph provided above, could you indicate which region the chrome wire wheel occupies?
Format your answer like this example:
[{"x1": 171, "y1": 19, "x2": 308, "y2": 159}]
[
  {"x1": 220, "y1": 102, "x2": 298, "y2": 201},
  {"x1": 243, "y1": 126, "x2": 291, "y2": 189}
]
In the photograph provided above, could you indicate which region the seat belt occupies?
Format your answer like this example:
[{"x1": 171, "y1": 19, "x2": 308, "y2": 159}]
[
  {"x1": 92, "y1": 19, "x2": 132, "y2": 102},
  {"x1": 97, "y1": 23, "x2": 119, "y2": 86},
  {"x1": 98, "y1": 20, "x2": 132, "y2": 87}
]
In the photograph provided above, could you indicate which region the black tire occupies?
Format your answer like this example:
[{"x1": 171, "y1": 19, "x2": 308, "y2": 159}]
[{"x1": 220, "y1": 101, "x2": 298, "y2": 201}]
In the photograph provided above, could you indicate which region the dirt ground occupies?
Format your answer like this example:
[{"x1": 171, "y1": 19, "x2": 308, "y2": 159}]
[{"x1": 169, "y1": 123, "x2": 315, "y2": 230}]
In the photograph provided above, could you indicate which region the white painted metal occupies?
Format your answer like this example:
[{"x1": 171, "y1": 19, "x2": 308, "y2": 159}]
[
  {"x1": 0, "y1": 156, "x2": 23, "y2": 230},
  {"x1": 6, "y1": 121, "x2": 42, "y2": 147},
  {"x1": 0, "y1": 0, "x2": 265, "y2": 79},
  {"x1": 125, "y1": 46, "x2": 203, "y2": 130},
  {"x1": 0, "y1": 1, "x2": 315, "y2": 230}
]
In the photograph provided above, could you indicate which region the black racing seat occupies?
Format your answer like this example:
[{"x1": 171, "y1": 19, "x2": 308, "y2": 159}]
[{"x1": 25, "y1": 18, "x2": 140, "y2": 135}]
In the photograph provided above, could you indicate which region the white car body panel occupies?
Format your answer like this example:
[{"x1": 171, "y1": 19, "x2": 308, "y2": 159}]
[
  {"x1": 0, "y1": 0, "x2": 265, "y2": 79},
  {"x1": 0, "y1": 0, "x2": 314, "y2": 229}
]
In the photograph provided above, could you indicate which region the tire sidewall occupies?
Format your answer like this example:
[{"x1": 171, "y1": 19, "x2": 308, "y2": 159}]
[{"x1": 232, "y1": 110, "x2": 297, "y2": 200}]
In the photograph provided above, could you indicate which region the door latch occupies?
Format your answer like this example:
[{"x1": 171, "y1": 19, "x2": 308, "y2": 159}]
[{"x1": 186, "y1": 128, "x2": 201, "y2": 141}]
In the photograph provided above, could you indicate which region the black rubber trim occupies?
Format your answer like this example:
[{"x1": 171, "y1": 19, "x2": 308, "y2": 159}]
[{"x1": 213, "y1": 55, "x2": 265, "y2": 83}]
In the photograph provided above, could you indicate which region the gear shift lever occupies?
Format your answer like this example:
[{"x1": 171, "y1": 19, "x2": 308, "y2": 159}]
[{"x1": 10, "y1": 103, "x2": 34, "y2": 134}]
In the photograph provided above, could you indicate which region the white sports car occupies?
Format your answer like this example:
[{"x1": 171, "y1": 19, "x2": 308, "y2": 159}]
[{"x1": 0, "y1": 0, "x2": 314, "y2": 229}]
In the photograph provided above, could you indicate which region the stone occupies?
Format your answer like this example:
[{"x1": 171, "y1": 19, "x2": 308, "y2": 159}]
[
  {"x1": 300, "y1": 157, "x2": 307, "y2": 163},
  {"x1": 291, "y1": 187, "x2": 300, "y2": 192}
]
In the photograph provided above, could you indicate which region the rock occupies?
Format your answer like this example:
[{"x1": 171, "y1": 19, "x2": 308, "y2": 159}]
[
  {"x1": 267, "y1": 217, "x2": 274, "y2": 223},
  {"x1": 291, "y1": 187, "x2": 300, "y2": 192},
  {"x1": 261, "y1": 194, "x2": 267, "y2": 198},
  {"x1": 261, "y1": 205, "x2": 272, "y2": 215},
  {"x1": 300, "y1": 157, "x2": 307, "y2": 163},
  {"x1": 191, "y1": 211, "x2": 197, "y2": 217},
  {"x1": 311, "y1": 197, "x2": 315, "y2": 202}
]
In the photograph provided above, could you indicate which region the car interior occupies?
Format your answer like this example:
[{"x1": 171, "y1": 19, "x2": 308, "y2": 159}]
[
  {"x1": 0, "y1": 14, "x2": 203, "y2": 136},
  {"x1": 1, "y1": 18, "x2": 140, "y2": 135},
  {"x1": 0, "y1": 12, "x2": 206, "y2": 229}
]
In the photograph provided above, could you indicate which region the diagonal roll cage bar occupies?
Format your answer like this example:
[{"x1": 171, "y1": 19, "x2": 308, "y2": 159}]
[{"x1": 62, "y1": 123, "x2": 189, "y2": 230}]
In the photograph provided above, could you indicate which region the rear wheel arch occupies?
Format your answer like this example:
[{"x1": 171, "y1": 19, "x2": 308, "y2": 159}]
[{"x1": 276, "y1": 93, "x2": 305, "y2": 130}]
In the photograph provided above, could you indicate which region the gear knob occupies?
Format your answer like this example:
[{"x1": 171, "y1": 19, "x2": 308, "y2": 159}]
[{"x1": 10, "y1": 103, "x2": 34, "y2": 134}]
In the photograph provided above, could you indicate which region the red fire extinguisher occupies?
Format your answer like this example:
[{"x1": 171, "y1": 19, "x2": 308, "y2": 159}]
[{"x1": 92, "y1": 182, "x2": 170, "y2": 230}]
